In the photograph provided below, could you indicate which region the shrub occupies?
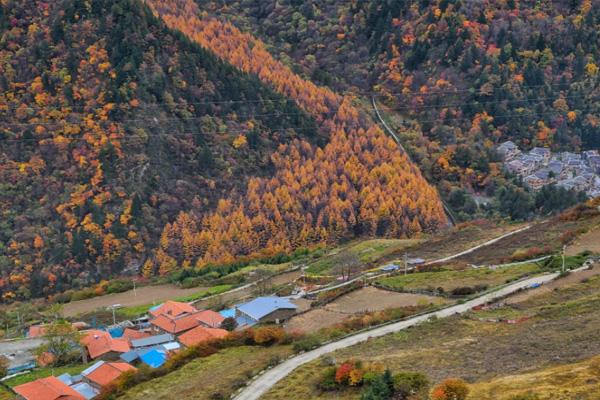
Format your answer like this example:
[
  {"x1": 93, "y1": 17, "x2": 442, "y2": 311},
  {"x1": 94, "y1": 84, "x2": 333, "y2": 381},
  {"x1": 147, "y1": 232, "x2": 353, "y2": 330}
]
[
  {"x1": 292, "y1": 335, "x2": 321, "y2": 352},
  {"x1": 220, "y1": 317, "x2": 238, "y2": 332},
  {"x1": 430, "y1": 378, "x2": 469, "y2": 400},
  {"x1": 451, "y1": 287, "x2": 475, "y2": 296},
  {"x1": 251, "y1": 326, "x2": 285, "y2": 346},
  {"x1": 335, "y1": 362, "x2": 354, "y2": 385},
  {"x1": 318, "y1": 367, "x2": 338, "y2": 391},
  {"x1": 393, "y1": 371, "x2": 429, "y2": 398}
]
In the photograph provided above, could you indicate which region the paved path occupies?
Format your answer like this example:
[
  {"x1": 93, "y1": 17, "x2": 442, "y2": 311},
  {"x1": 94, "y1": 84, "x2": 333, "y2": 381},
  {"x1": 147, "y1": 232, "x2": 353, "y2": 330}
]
[
  {"x1": 425, "y1": 225, "x2": 532, "y2": 265},
  {"x1": 233, "y1": 272, "x2": 558, "y2": 400}
]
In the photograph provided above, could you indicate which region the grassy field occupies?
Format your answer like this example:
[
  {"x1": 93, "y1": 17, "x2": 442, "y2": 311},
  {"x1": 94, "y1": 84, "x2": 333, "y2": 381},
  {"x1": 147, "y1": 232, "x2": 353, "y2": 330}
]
[
  {"x1": 306, "y1": 239, "x2": 421, "y2": 275},
  {"x1": 375, "y1": 263, "x2": 541, "y2": 293},
  {"x1": 119, "y1": 346, "x2": 293, "y2": 400},
  {"x1": 566, "y1": 223, "x2": 600, "y2": 256},
  {"x1": 262, "y1": 271, "x2": 600, "y2": 399},
  {"x1": 457, "y1": 213, "x2": 600, "y2": 265},
  {"x1": 469, "y1": 355, "x2": 600, "y2": 400},
  {"x1": 116, "y1": 284, "x2": 233, "y2": 319}
]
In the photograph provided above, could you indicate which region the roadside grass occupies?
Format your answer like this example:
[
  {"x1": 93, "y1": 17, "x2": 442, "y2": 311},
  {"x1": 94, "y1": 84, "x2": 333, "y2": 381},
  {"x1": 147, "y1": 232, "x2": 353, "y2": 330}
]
[
  {"x1": 118, "y1": 345, "x2": 293, "y2": 400},
  {"x1": 262, "y1": 271, "x2": 600, "y2": 399},
  {"x1": 3, "y1": 363, "x2": 93, "y2": 388},
  {"x1": 469, "y1": 355, "x2": 600, "y2": 400},
  {"x1": 0, "y1": 388, "x2": 15, "y2": 400},
  {"x1": 375, "y1": 263, "x2": 541, "y2": 293}
]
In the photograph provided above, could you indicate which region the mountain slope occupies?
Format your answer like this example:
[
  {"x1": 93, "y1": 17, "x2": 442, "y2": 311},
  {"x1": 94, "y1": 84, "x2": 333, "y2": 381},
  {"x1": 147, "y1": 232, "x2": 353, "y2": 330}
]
[
  {"x1": 0, "y1": 0, "x2": 318, "y2": 300},
  {"x1": 196, "y1": 0, "x2": 600, "y2": 202},
  {"x1": 0, "y1": 0, "x2": 446, "y2": 300},
  {"x1": 145, "y1": 0, "x2": 447, "y2": 272}
]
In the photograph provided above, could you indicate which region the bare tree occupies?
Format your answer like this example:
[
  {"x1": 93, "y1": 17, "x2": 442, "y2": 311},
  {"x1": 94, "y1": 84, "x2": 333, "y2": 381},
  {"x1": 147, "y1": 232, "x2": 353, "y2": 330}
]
[{"x1": 335, "y1": 251, "x2": 361, "y2": 281}]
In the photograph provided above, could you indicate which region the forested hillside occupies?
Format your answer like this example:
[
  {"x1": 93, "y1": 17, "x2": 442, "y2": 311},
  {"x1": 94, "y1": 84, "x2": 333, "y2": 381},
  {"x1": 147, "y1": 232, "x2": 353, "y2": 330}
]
[
  {"x1": 199, "y1": 0, "x2": 600, "y2": 206},
  {"x1": 0, "y1": 0, "x2": 446, "y2": 300},
  {"x1": 146, "y1": 0, "x2": 446, "y2": 273},
  {"x1": 0, "y1": 0, "x2": 320, "y2": 300}
]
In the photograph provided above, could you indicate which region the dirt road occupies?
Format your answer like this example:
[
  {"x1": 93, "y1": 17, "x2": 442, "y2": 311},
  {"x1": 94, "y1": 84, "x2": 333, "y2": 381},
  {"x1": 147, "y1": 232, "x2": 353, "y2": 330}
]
[
  {"x1": 233, "y1": 273, "x2": 559, "y2": 400},
  {"x1": 63, "y1": 284, "x2": 208, "y2": 317}
]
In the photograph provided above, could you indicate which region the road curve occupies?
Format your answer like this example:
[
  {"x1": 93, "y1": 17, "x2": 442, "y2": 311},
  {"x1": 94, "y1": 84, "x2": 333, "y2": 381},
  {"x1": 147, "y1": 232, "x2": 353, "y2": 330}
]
[{"x1": 233, "y1": 272, "x2": 558, "y2": 400}]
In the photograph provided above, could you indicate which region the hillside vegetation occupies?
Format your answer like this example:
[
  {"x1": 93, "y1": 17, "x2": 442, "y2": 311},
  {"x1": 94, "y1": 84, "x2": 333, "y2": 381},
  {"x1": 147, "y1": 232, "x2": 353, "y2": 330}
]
[
  {"x1": 0, "y1": 0, "x2": 446, "y2": 301},
  {"x1": 199, "y1": 0, "x2": 600, "y2": 214},
  {"x1": 145, "y1": 0, "x2": 446, "y2": 273}
]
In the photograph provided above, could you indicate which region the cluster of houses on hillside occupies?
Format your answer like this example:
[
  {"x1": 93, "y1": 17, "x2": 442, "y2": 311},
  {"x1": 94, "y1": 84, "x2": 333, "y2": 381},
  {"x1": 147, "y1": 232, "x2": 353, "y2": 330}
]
[
  {"x1": 13, "y1": 296, "x2": 300, "y2": 400},
  {"x1": 497, "y1": 141, "x2": 600, "y2": 197}
]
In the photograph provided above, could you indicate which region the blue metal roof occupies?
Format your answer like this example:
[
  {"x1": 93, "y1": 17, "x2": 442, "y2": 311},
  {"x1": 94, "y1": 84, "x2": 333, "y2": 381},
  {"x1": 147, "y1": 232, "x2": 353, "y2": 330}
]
[
  {"x1": 71, "y1": 382, "x2": 99, "y2": 400},
  {"x1": 235, "y1": 314, "x2": 257, "y2": 328},
  {"x1": 120, "y1": 350, "x2": 140, "y2": 363},
  {"x1": 380, "y1": 264, "x2": 399, "y2": 271},
  {"x1": 109, "y1": 327, "x2": 124, "y2": 338},
  {"x1": 236, "y1": 296, "x2": 297, "y2": 321},
  {"x1": 219, "y1": 308, "x2": 235, "y2": 318},
  {"x1": 140, "y1": 348, "x2": 167, "y2": 369}
]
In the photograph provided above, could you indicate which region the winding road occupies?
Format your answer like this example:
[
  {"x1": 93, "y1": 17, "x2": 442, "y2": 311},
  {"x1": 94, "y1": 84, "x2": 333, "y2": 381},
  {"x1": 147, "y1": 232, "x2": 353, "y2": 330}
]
[{"x1": 233, "y1": 271, "x2": 559, "y2": 400}]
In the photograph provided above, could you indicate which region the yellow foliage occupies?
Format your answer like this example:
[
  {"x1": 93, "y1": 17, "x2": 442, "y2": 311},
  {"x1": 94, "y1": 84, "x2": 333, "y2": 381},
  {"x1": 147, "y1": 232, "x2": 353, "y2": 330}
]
[{"x1": 232, "y1": 134, "x2": 248, "y2": 149}]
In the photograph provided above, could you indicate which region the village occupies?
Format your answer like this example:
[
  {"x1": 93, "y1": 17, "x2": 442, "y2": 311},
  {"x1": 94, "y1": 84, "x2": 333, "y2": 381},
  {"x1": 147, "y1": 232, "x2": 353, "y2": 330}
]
[
  {"x1": 497, "y1": 141, "x2": 600, "y2": 197},
  {"x1": 9, "y1": 296, "x2": 302, "y2": 400}
]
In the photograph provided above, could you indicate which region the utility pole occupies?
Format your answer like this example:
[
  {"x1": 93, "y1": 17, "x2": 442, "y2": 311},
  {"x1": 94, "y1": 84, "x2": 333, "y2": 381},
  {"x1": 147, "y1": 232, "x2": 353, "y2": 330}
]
[
  {"x1": 133, "y1": 280, "x2": 137, "y2": 297},
  {"x1": 404, "y1": 253, "x2": 408, "y2": 275},
  {"x1": 562, "y1": 245, "x2": 566, "y2": 273}
]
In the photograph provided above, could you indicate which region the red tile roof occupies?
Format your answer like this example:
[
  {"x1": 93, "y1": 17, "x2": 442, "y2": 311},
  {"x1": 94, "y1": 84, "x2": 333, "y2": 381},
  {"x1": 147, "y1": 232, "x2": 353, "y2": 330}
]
[
  {"x1": 14, "y1": 376, "x2": 84, "y2": 400},
  {"x1": 150, "y1": 312, "x2": 201, "y2": 334},
  {"x1": 28, "y1": 325, "x2": 47, "y2": 338},
  {"x1": 85, "y1": 362, "x2": 137, "y2": 387},
  {"x1": 81, "y1": 330, "x2": 130, "y2": 359},
  {"x1": 149, "y1": 301, "x2": 197, "y2": 318},
  {"x1": 195, "y1": 310, "x2": 225, "y2": 328},
  {"x1": 178, "y1": 326, "x2": 229, "y2": 347},
  {"x1": 122, "y1": 328, "x2": 151, "y2": 342}
]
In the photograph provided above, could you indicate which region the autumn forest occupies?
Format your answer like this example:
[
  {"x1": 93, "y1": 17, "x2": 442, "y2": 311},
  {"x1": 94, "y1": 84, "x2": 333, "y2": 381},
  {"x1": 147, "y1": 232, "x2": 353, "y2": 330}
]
[{"x1": 1, "y1": 0, "x2": 598, "y2": 301}]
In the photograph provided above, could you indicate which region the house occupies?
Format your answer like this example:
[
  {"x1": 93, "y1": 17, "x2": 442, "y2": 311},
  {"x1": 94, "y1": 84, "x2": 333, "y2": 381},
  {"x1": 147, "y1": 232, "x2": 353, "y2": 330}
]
[
  {"x1": 14, "y1": 376, "x2": 85, "y2": 400},
  {"x1": 523, "y1": 174, "x2": 545, "y2": 191},
  {"x1": 81, "y1": 361, "x2": 137, "y2": 389},
  {"x1": 130, "y1": 333, "x2": 174, "y2": 349},
  {"x1": 497, "y1": 141, "x2": 521, "y2": 160},
  {"x1": 149, "y1": 301, "x2": 197, "y2": 318},
  {"x1": 547, "y1": 160, "x2": 564, "y2": 177},
  {"x1": 121, "y1": 328, "x2": 151, "y2": 343},
  {"x1": 178, "y1": 326, "x2": 229, "y2": 348},
  {"x1": 27, "y1": 325, "x2": 47, "y2": 338},
  {"x1": 379, "y1": 263, "x2": 399, "y2": 272},
  {"x1": 119, "y1": 344, "x2": 177, "y2": 365},
  {"x1": 139, "y1": 348, "x2": 167, "y2": 368},
  {"x1": 195, "y1": 310, "x2": 226, "y2": 329},
  {"x1": 69, "y1": 383, "x2": 98, "y2": 400},
  {"x1": 529, "y1": 147, "x2": 551, "y2": 163},
  {"x1": 234, "y1": 296, "x2": 298, "y2": 326},
  {"x1": 81, "y1": 330, "x2": 130, "y2": 361},
  {"x1": 150, "y1": 312, "x2": 203, "y2": 335}
]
